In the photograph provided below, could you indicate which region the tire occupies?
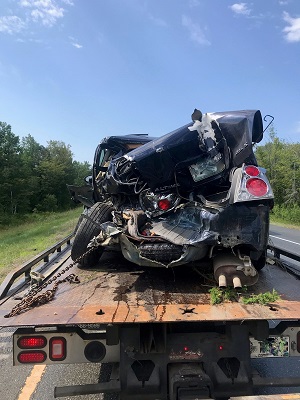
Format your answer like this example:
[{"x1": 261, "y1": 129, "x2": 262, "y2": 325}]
[
  {"x1": 252, "y1": 250, "x2": 267, "y2": 271},
  {"x1": 71, "y1": 202, "x2": 114, "y2": 268}
]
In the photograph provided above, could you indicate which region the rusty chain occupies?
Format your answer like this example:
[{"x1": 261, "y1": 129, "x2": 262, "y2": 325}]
[{"x1": 4, "y1": 247, "x2": 95, "y2": 318}]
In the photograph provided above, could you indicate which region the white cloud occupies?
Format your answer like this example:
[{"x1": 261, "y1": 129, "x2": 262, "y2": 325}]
[
  {"x1": 72, "y1": 42, "x2": 82, "y2": 49},
  {"x1": 148, "y1": 14, "x2": 167, "y2": 27},
  {"x1": 283, "y1": 12, "x2": 300, "y2": 42},
  {"x1": 279, "y1": 1, "x2": 289, "y2": 5},
  {"x1": 182, "y1": 15, "x2": 211, "y2": 46},
  {"x1": 189, "y1": 0, "x2": 201, "y2": 7},
  {"x1": 19, "y1": 0, "x2": 65, "y2": 27},
  {"x1": 69, "y1": 36, "x2": 82, "y2": 48},
  {"x1": 0, "y1": 16, "x2": 26, "y2": 34},
  {"x1": 229, "y1": 3, "x2": 251, "y2": 16}
]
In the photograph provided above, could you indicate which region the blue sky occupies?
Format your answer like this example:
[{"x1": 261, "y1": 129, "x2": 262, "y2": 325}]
[{"x1": 0, "y1": 0, "x2": 299, "y2": 163}]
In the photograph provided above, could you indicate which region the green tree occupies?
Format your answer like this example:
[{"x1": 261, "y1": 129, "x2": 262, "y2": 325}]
[
  {"x1": 72, "y1": 160, "x2": 92, "y2": 186},
  {"x1": 0, "y1": 122, "x2": 22, "y2": 214},
  {"x1": 36, "y1": 140, "x2": 75, "y2": 211},
  {"x1": 283, "y1": 143, "x2": 300, "y2": 206},
  {"x1": 256, "y1": 126, "x2": 300, "y2": 207},
  {"x1": 0, "y1": 120, "x2": 92, "y2": 220},
  {"x1": 20, "y1": 134, "x2": 47, "y2": 212}
]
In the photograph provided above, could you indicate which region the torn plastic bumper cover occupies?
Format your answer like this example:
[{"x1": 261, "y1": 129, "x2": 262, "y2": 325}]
[{"x1": 94, "y1": 203, "x2": 269, "y2": 270}]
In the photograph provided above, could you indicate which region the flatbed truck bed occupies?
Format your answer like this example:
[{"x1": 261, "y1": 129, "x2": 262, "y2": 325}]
[
  {"x1": 0, "y1": 244, "x2": 300, "y2": 400},
  {"x1": 0, "y1": 250, "x2": 299, "y2": 326}
]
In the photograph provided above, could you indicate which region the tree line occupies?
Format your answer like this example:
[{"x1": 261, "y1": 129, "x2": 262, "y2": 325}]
[
  {"x1": 255, "y1": 127, "x2": 300, "y2": 207},
  {"x1": 0, "y1": 121, "x2": 91, "y2": 224},
  {"x1": 1, "y1": 120, "x2": 299, "y2": 225}
]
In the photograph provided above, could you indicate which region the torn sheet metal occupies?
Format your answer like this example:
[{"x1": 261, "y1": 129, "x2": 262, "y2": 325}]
[
  {"x1": 121, "y1": 203, "x2": 269, "y2": 251},
  {"x1": 104, "y1": 110, "x2": 262, "y2": 194},
  {"x1": 70, "y1": 108, "x2": 274, "y2": 287}
]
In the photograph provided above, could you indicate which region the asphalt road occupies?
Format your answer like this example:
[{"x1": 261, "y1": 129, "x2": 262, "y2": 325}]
[
  {"x1": 269, "y1": 223, "x2": 300, "y2": 272},
  {"x1": 269, "y1": 224, "x2": 300, "y2": 254},
  {"x1": 0, "y1": 224, "x2": 299, "y2": 400}
]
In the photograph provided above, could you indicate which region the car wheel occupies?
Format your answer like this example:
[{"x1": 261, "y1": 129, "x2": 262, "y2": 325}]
[
  {"x1": 252, "y1": 250, "x2": 267, "y2": 271},
  {"x1": 71, "y1": 202, "x2": 114, "y2": 268}
]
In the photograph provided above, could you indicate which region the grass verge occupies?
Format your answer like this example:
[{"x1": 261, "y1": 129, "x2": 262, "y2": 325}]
[
  {"x1": 270, "y1": 216, "x2": 300, "y2": 230},
  {"x1": 270, "y1": 205, "x2": 300, "y2": 229},
  {"x1": 0, "y1": 208, "x2": 81, "y2": 283}
]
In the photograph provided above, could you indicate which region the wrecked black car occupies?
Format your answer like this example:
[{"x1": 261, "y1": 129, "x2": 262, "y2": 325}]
[{"x1": 69, "y1": 109, "x2": 274, "y2": 287}]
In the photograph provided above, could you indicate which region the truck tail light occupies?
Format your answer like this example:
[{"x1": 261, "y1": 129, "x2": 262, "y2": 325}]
[
  {"x1": 14, "y1": 328, "x2": 119, "y2": 366},
  {"x1": 18, "y1": 351, "x2": 46, "y2": 363},
  {"x1": 18, "y1": 336, "x2": 47, "y2": 349},
  {"x1": 49, "y1": 337, "x2": 66, "y2": 361}
]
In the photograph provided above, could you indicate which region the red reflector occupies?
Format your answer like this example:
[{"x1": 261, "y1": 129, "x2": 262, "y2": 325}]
[
  {"x1": 219, "y1": 345, "x2": 224, "y2": 351},
  {"x1": 158, "y1": 198, "x2": 171, "y2": 210},
  {"x1": 183, "y1": 346, "x2": 189, "y2": 352},
  {"x1": 18, "y1": 351, "x2": 46, "y2": 363},
  {"x1": 49, "y1": 337, "x2": 66, "y2": 361},
  {"x1": 246, "y1": 178, "x2": 268, "y2": 197},
  {"x1": 245, "y1": 165, "x2": 260, "y2": 177},
  {"x1": 18, "y1": 336, "x2": 47, "y2": 349}
]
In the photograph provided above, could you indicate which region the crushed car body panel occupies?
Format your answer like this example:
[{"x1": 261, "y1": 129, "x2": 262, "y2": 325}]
[
  {"x1": 70, "y1": 108, "x2": 274, "y2": 287},
  {"x1": 104, "y1": 110, "x2": 262, "y2": 193}
]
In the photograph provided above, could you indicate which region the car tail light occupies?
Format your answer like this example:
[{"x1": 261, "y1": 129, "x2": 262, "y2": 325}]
[
  {"x1": 246, "y1": 178, "x2": 268, "y2": 196},
  {"x1": 158, "y1": 198, "x2": 171, "y2": 210},
  {"x1": 230, "y1": 165, "x2": 274, "y2": 203},
  {"x1": 140, "y1": 190, "x2": 180, "y2": 216},
  {"x1": 49, "y1": 337, "x2": 66, "y2": 361},
  {"x1": 18, "y1": 351, "x2": 46, "y2": 363},
  {"x1": 244, "y1": 165, "x2": 260, "y2": 177},
  {"x1": 18, "y1": 336, "x2": 47, "y2": 349}
]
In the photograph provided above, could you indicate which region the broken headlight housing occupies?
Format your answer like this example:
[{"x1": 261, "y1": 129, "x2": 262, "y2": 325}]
[{"x1": 139, "y1": 190, "x2": 181, "y2": 217}]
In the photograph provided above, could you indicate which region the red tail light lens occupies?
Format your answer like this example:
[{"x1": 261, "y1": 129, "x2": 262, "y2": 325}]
[
  {"x1": 246, "y1": 178, "x2": 268, "y2": 196},
  {"x1": 18, "y1": 336, "x2": 47, "y2": 349},
  {"x1": 158, "y1": 198, "x2": 171, "y2": 210},
  {"x1": 18, "y1": 351, "x2": 46, "y2": 363},
  {"x1": 245, "y1": 165, "x2": 260, "y2": 177}
]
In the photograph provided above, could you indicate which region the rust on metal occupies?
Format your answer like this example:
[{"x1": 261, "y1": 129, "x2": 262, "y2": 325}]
[{"x1": 0, "y1": 251, "x2": 300, "y2": 328}]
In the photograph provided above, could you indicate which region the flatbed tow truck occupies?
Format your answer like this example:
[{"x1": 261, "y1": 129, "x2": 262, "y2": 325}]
[{"x1": 0, "y1": 235, "x2": 299, "y2": 400}]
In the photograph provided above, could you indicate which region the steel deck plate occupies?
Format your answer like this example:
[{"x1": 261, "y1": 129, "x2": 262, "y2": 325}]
[{"x1": 0, "y1": 251, "x2": 299, "y2": 327}]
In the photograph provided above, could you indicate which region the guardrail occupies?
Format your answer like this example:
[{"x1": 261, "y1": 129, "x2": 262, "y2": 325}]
[
  {"x1": 0, "y1": 233, "x2": 74, "y2": 300},
  {"x1": 267, "y1": 244, "x2": 300, "y2": 279},
  {"x1": 267, "y1": 244, "x2": 300, "y2": 263}
]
